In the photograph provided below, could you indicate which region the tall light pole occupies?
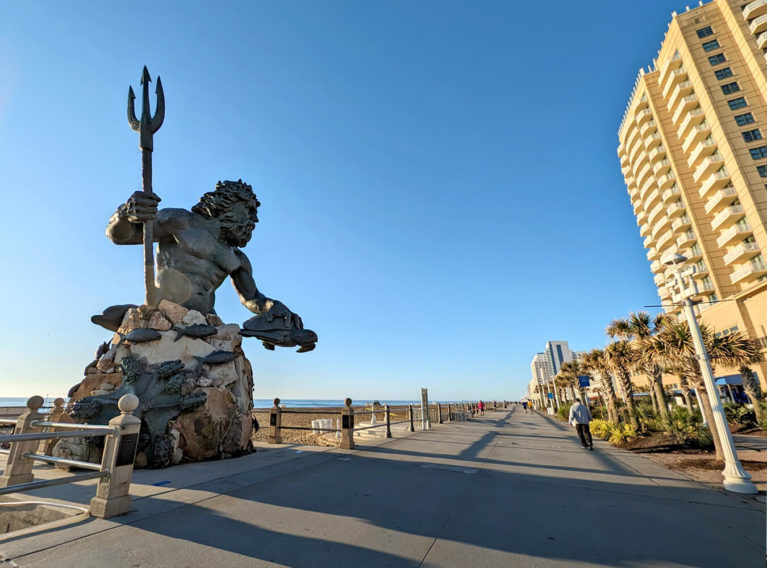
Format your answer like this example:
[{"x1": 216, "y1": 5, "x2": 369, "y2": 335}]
[{"x1": 662, "y1": 253, "x2": 757, "y2": 494}]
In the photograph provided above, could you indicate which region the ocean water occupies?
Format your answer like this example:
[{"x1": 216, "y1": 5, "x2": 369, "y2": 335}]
[{"x1": 0, "y1": 397, "x2": 469, "y2": 409}]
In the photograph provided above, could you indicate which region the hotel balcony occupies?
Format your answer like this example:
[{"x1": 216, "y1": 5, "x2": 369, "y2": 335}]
[
  {"x1": 750, "y1": 13, "x2": 767, "y2": 35},
  {"x1": 717, "y1": 222, "x2": 753, "y2": 247},
  {"x1": 628, "y1": 186, "x2": 639, "y2": 200},
  {"x1": 653, "y1": 214, "x2": 672, "y2": 236},
  {"x1": 636, "y1": 161, "x2": 652, "y2": 187},
  {"x1": 678, "y1": 108, "x2": 705, "y2": 140},
  {"x1": 640, "y1": 177, "x2": 655, "y2": 200},
  {"x1": 682, "y1": 122, "x2": 711, "y2": 154},
  {"x1": 640, "y1": 119, "x2": 657, "y2": 137},
  {"x1": 711, "y1": 205, "x2": 745, "y2": 231},
  {"x1": 646, "y1": 247, "x2": 661, "y2": 262},
  {"x1": 636, "y1": 108, "x2": 653, "y2": 126},
  {"x1": 730, "y1": 258, "x2": 767, "y2": 284},
  {"x1": 671, "y1": 214, "x2": 692, "y2": 233},
  {"x1": 643, "y1": 235, "x2": 654, "y2": 249},
  {"x1": 677, "y1": 229, "x2": 697, "y2": 248},
  {"x1": 658, "y1": 171, "x2": 676, "y2": 190},
  {"x1": 668, "y1": 80, "x2": 693, "y2": 111},
  {"x1": 667, "y1": 201, "x2": 686, "y2": 218},
  {"x1": 646, "y1": 188, "x2": 662, "y2": 209},
  {"x1": 636, "y1": 208, "x2": 648, "y2": 225},
  {"x1": 639, "y1": 222, "x2": 651, "y2": 237},
  {"x1": 695, "y1": 280, "x2": 716, "y2": 296},
  {"x1": 744, "y1": 0, "x2": 767, "y2": 21},
  {"x1": 684, "y1": 246, "x2": 703, "y2": 261},
  {"x1": 699, "y1": 168, "x2": 731, "y2": 198},
  {"x1": 653, "y1": 158, "x2": 672, "y2": 176},
  {"x1": 650, "y1": 260, "x2": 662, "y2": 274},
  {"x1": 687, "y1": 138, "x2": 717, "y2": 168},
  {"x1": 662, "y1": 186, "x2": 681, "y2": 203},
  {"x1": 658, "y1": 229, "x2": 676, "y2": 249},
  {"x1": 628, "y1": 137, "x2": 642, "y2": 164},
  {"x1": 692, "y1": 262, "x2": 709, "y2": 278},
  {"x1": 645, "y1": 132, "x2": 662, "y2": 149},
  {"x1": 648, "y1": 145, "x2": 666, "y2": 163},
  {"x1": 647, "y1": 202, "x2": 665, "y2": 225},
  {"x1": 659, "y1": 51, "x2": 683, "y2": 85},
  {"x1": 758, "y1": 31, "x2": 767, "y2": 49},
  {"x1": 661, "y1": 66, "x2": 688, "y2": 99},
  {"x1": 671, "y1": 94, "x2": 699, "y2": 125},
  {"x1": 703, "y1": 185, "x2": 737, "y2": 215},
  {"x1": 654, "y1": 273, "x2": 666, "y2": 286},
  {"x1": 723, "y1": 241, "x2": 760, "y2": 265},
  {"x1": 693, "y1": 154, "x2": 724, "y2": 183}
]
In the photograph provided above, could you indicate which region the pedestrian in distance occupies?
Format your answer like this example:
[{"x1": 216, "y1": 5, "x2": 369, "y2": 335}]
[
  {"x1": 477, "y1": 400, "x2": 485, "y2": 416},
  {"x1": 568, "y1": 398, "x2": 593, "y2": 450}
]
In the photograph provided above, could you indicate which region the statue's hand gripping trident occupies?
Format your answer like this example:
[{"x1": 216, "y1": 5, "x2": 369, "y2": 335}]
[{"x1": 127, "y1": 66, "x2": 164, "y2": 305}]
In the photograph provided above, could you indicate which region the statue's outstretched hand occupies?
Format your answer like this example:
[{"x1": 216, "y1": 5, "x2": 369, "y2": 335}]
[
  {"x1": 264, "y1": 300, "x2": 302, "y2": 329},
  {"x1": 125, "y1": 191, "x2": 161, "y2": 223}
]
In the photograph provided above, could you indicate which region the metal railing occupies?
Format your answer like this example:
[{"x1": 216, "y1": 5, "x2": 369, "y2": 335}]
[
  {"x1": 0, "y1": 394, "x2": 141, "y2": 519},
  {"x1": 261, "y1": 398, "x2": 508, "y2": 450}
]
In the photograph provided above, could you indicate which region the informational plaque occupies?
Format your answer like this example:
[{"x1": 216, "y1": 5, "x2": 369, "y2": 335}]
[{"x1": 115, "y1": 433, "x2": 139, "y2": 467}]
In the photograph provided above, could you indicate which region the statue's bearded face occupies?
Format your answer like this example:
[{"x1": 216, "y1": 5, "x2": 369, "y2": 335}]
[{"x1": 220, "y1": 200, "x2": 258, "y2": 247}]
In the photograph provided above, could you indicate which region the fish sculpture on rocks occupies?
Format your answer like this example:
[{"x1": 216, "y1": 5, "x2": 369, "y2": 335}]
[
  {"x1": 172, "y1": 324, "x2": 218, "y2": 342},
  {"x1": 194, "y1": 350, "x2": 238, "y2": 366},
  {"x1": 116, "y1": 328, "x2": 162, "y2": 345}
]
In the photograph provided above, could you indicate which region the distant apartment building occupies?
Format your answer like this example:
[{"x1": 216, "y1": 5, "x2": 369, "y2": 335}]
[
  {"x1": 617, "y1": 0, "x2": 767, "y2": 387},
  {"x1": 528, "y1": 341, "x2": 577, "y2": 405}
]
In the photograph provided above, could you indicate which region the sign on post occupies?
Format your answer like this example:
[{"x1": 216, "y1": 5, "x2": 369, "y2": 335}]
[{"x1": 578, "y1": 376, "x2": 591, "y2": 387}]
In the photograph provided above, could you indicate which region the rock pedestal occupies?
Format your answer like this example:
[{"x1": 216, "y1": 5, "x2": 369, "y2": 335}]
[{"x1": 58, "y1": 300, "x2": 254, "y2": 468}]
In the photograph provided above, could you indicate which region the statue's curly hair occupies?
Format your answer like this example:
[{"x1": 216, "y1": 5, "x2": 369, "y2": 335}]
[{"x1": 192, "y1": 179, "x2": 260, "y2": 219}]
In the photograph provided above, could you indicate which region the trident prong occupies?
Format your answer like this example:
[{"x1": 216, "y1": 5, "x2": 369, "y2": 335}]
[{"x1": 127, "y1": 66, "x2": 164, "y2": 152}]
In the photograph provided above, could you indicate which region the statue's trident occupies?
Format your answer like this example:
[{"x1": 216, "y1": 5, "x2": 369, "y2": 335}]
[{"x1": 127, "y1": 66, "x2": 164, "y2": 306}]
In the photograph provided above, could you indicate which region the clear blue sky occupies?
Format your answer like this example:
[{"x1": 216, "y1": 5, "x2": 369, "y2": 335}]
[{"x1": 0, "y1": 1, "x2": 692, "y2": 401}]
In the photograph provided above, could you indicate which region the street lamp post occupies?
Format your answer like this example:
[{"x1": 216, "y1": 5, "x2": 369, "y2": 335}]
[{"x1": 663, "y1": 253, "x2": 757, "y2": 494}]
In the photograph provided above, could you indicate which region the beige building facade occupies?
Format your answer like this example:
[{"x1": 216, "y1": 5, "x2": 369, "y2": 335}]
[{"x1": 617, "y1": 0, "x2": 767, "y2": 388}]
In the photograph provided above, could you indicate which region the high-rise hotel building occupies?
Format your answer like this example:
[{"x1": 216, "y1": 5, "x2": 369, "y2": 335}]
[{"x1": 617, "y1": 0, "x2": 767, "y2": 386}]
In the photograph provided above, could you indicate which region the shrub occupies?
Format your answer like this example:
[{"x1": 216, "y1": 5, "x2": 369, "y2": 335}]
[
  {"x1": 590, "y1": 419, "x2": 611, "y2": 439},
  {"x1": 608, "y1": 423, "x2": 638, "y2": 445},
  {"x1": 557, "y1": 404, "x2": 572, "y2": 421}
]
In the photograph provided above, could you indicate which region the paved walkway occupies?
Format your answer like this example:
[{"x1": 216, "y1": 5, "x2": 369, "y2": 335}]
[{"x1": 1, "y1": 407, "x2": 765, "y2": 567}]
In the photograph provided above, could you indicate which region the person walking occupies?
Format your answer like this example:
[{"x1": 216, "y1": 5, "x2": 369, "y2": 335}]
[
  {"x1": 477, "y1": 400, "x2": 485, "y2": 416},
  {"x1": 568, "y1": 398, "x2": 593, "y2": 450}
]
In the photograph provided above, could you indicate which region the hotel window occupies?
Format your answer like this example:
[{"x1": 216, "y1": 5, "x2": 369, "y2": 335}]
[
  {"x1": 728, "y1": 97, "x2": 747, "y2": 110},
  {"x1": 697, "y1": 26, "x2": 714, "y2": 38},
  {"x1": 702, "y1": 40, "x2": 720, "y2": 52},
  {"x1": 743, "y1": 129, "x2": 762, "y2": 142},
  {"x1": 708, "y1": 53, "x2": 727, "y2": 65},
  {"x1": 735, "y1": 112, "x2": 755, "y2": 126},
  {"x1": 749, "y1": 146, "x2": 767, "y2": 159},
  {"x1": 715, "y1": 67, "x2": 733, "y2": 80},
  {"x1": 758, "y1": 165, "x2": 767, "y2": 177},
  {"x1": 721, "y1": 82, "x2": 740, "y2": 94}
]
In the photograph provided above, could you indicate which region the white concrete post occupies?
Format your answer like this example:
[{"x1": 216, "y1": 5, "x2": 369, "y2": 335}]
[
  {"x1": 0, "y1": 396, "x2": 45, "y2": 488},
  {"x1": 90, "y1": 394, "x2": 141, "y2": 518},
  {"x1": 268, "y1": 398, "x2": 282, "y2": 444},
  {"x1": 340, "y1": 398, "x2": 355, "y2": 450}
]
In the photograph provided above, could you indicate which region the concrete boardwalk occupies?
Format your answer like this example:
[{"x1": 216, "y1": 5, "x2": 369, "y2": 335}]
[{"x1": 2, "y1": 407, "x2": 765, "y2": 567}]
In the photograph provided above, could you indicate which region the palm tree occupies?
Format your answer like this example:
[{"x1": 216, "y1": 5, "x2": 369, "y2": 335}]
[
  {"x1": 605, "y1": 340, "x2": 640, "y2": 430},
  {"x1": 740, "y1": 366, "x2": 763, "y2": 425},
  {"x1": 582, "y1": 348, "x2": 620, "y2": 424},
  {"x1": 607, "y1": 312, "x2": 671, "y2": 426},
  {"x1": 560, "y1": 360, "x2": 587, "y2": 402},
  {"x1": 653, "y1": 319, "x2": 763, "y2": 461}
]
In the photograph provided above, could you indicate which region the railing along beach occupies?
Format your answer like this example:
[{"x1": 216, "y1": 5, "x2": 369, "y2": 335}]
[
  {"x1": 0, "y1": 394, "x2": 141, "y2": 518},
  {"x1": 257, "y1": 398, "x2": 505, "y2": 450}
]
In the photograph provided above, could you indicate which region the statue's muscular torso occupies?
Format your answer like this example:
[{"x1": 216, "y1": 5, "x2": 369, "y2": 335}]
[{"x1": 108, "y1": 207, "x2": 246, "y2": 314}]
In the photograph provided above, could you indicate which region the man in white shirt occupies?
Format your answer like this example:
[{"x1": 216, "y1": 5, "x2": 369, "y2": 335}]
[{"x1": 568, "y1": 398, "x2": 593, "y2": 450}]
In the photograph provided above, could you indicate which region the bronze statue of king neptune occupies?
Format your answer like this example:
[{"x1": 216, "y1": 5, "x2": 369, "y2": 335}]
[{"x1": 102, "y1": 179, "x2": 317, "y2": 352}]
